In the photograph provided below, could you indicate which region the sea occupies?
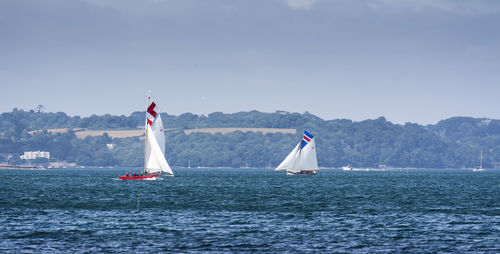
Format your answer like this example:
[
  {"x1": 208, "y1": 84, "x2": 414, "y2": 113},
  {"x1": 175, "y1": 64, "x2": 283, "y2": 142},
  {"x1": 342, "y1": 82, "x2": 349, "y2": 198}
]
[{"x1": 0, "y1": 168, "x2": 498, "y2": 253}]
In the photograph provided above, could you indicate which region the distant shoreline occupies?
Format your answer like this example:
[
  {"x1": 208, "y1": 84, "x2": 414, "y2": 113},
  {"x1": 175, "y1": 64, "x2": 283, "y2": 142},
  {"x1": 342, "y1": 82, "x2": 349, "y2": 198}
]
[
  {"x1": 1, "y1": 166, "x2": 496, "y2": 170},
  {"x1": 0, "y1": 165, "x2": 44, "y2": 170}
]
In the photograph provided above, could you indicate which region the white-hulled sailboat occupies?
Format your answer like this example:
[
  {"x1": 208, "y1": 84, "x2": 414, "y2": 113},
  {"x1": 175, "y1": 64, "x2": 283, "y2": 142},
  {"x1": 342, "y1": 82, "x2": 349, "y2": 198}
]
[
  {"x1": 275, "y1": 130, "x2": 319, "y2": 175},
  {"x1": 120, "y1": 98, "x2": 174, "y2": 180},
  {"x1": 473, "y1": 149, "x2": 484, "y2": 172}
]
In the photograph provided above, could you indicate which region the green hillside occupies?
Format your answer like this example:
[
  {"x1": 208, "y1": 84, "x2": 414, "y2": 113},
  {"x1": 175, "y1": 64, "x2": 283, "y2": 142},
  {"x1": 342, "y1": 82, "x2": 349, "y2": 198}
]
[{"x1": 1, "y1": 109, "x2": 499, "y2": 168}]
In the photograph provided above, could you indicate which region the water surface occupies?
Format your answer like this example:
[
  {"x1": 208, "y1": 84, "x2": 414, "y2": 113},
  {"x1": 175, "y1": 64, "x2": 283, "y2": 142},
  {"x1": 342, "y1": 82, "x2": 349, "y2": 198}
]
[{"x1": 0, "y1": 168, "x2": 499, "y2": 253}]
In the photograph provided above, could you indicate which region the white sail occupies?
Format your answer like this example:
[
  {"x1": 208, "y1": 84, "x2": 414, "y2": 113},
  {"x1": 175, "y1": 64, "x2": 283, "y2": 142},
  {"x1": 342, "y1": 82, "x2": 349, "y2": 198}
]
[
  {"x1": 473, "y1": 149, "x2": 484, "y2": 171},
  {"x1": 146, "y1": 124, "x2": 173, "y2": 174},
  {"x1": 275, "y1": 130, "x2": 318, "y2": 173},
  {"x1": 299, "y1": 138, "x2": 318, "y2": 170},
  {"x1": 275, "y1": 143, "x2": 301, "y2": 172},
  {"x1": 151, "y1": 114, "x2": 165, "y2": 155}
]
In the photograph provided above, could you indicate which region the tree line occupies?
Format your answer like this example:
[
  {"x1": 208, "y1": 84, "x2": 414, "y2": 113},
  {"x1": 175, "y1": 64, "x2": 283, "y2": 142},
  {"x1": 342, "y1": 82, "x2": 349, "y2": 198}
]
[{"x1": 1, "y1": 109, "x2": 499, "y2": 168}]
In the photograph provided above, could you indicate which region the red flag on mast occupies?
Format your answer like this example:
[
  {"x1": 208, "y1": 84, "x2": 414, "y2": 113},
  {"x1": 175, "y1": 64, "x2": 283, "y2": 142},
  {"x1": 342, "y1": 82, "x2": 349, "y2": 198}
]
[
  {"x1": 146, "y1": 102, "x2": 158, "y2": 126},
  {"x1": 147, "y1": 102, "x2": 157, "y2": 118}
]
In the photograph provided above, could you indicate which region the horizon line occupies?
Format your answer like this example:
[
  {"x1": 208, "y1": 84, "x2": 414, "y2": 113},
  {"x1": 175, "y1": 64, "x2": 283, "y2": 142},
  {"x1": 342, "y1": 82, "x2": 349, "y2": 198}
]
[{"x1": 4, "y1": 107, "x2": 497, "y2": 126}]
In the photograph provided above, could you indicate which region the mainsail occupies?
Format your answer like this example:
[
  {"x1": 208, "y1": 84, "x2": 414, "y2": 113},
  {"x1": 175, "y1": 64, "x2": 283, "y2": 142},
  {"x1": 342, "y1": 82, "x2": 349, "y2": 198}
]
[
  {"x1": 275, "y1": 130, "x2": 318, "y2": 173},
  {"x1": 145, "y1": 101, "x2": 173, "y2": 175}
]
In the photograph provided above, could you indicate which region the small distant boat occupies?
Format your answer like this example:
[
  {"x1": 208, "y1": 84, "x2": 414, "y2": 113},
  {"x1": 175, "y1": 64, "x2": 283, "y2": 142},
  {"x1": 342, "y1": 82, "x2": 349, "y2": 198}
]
[
  {"x1": 342, "y1": 166, "x2": 370, "y2": 171},
  {"x1": 119, "y1": 96, "x2": 174, "y2": 180},
  {"x1": 473, "y1": 149, "x2": 484, "y2": 172},
  {"x1": 342, "y1": 166, "x2": 352, "y2": 171},
  {"x1": 275, "y1": 130, "x2": 318, "y2": 175}
]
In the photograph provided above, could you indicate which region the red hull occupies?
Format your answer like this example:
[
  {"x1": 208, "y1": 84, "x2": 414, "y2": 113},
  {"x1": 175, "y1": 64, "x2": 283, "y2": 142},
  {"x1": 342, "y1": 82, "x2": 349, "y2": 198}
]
[{"x1": 119, "y1": 174, "x2": 158, "y2": 180}]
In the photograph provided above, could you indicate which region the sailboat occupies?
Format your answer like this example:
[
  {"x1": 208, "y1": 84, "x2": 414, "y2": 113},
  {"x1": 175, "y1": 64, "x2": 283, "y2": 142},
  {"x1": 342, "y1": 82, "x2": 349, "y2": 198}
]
[
  {"x1": 342, "y1": 166, "x2": 353, "y2": 171},
  {"x1": 473, "y1": 149, "x2": 484, "y2": 172},
  {"x1": 275, "y1": 130, "x2": 319, "y2": 175},
  {"x1": 119, "y1": 98, "x2": 174, "y2": 180}
]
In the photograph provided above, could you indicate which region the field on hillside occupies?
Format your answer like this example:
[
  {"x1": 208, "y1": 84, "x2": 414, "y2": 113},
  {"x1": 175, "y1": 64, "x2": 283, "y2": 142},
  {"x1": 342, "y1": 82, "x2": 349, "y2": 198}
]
[
  {"x1": 29, "y1": 128, "x2": 297, "y2": 139},
  {"x1": 183, "y1": 128, "x2": 296, "y2": 135}
]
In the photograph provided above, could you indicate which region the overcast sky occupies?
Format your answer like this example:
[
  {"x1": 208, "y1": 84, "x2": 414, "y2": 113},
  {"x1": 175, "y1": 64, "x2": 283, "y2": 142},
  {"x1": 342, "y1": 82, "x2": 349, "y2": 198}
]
[{"x1": 1, "y1": 0, "x2": 499, "y2": 124}]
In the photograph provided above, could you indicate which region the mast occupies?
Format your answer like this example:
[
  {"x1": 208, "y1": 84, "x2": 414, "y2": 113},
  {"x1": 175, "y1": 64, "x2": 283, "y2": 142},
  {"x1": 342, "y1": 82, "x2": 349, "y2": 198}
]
[
  {"x1": 480, "y1": 149, "x2": 483, "y2": 169},
  {"x1": 297, "y1": 139, "x2": 302, "y2": 172},
  {"x1": 144, "y1": 125, "x2": 148, "y2": 174},
  {"x1": 144, "y1": 93, "x2": 150, "y2": 175}
]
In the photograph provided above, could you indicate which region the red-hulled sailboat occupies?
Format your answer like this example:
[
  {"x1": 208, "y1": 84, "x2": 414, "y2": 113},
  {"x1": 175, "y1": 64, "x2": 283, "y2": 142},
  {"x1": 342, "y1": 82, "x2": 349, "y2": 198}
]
[
  {"x1": 119, "y1": 96, "x2": 174, "y2": 180},
  {"x1": 119, "y1": 174, "x2": 159, "y2": 180}
]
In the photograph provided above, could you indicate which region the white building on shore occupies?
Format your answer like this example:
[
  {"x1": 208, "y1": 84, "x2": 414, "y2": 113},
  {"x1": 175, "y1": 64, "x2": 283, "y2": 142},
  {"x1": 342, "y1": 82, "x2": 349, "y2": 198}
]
[{"x1": 20, "y1": 151, "x2": 50, "y2": 160}]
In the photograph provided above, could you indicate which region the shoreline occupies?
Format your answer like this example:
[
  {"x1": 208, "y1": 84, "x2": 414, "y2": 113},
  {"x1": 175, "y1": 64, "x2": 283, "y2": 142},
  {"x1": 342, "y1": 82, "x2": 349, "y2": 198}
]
[
  {"x1": 0, "y1": 165, "x2": 44, "y2": 170},
  {"x1": 1, "y1": 166, "x2": 497, "y2": 170}
]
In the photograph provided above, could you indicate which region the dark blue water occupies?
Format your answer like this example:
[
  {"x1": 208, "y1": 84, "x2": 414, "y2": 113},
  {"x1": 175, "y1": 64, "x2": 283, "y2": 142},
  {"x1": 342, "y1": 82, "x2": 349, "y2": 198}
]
[{"x1": 0, "y1": 168, "x2": 499, "y2": 253}]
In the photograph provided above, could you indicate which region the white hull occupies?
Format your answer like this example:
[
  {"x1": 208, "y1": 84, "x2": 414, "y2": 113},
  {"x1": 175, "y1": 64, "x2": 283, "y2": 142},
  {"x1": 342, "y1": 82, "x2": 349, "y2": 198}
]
[{"x1": 342, "y1": 166, "x2": 370, "y2": 171}]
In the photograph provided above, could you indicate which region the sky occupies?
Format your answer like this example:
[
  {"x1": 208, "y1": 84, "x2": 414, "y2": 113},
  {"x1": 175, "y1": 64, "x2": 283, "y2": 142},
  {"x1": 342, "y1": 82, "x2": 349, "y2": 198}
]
[{"x1": 1, "y1": 0, "x2": 499, "y2": 124}]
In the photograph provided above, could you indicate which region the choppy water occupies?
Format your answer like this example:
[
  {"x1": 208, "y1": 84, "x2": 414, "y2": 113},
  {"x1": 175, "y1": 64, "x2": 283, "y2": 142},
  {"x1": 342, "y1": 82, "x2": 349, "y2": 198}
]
[{"x1": 0, "y1": 168, "x2": 499, "y2": 253}]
